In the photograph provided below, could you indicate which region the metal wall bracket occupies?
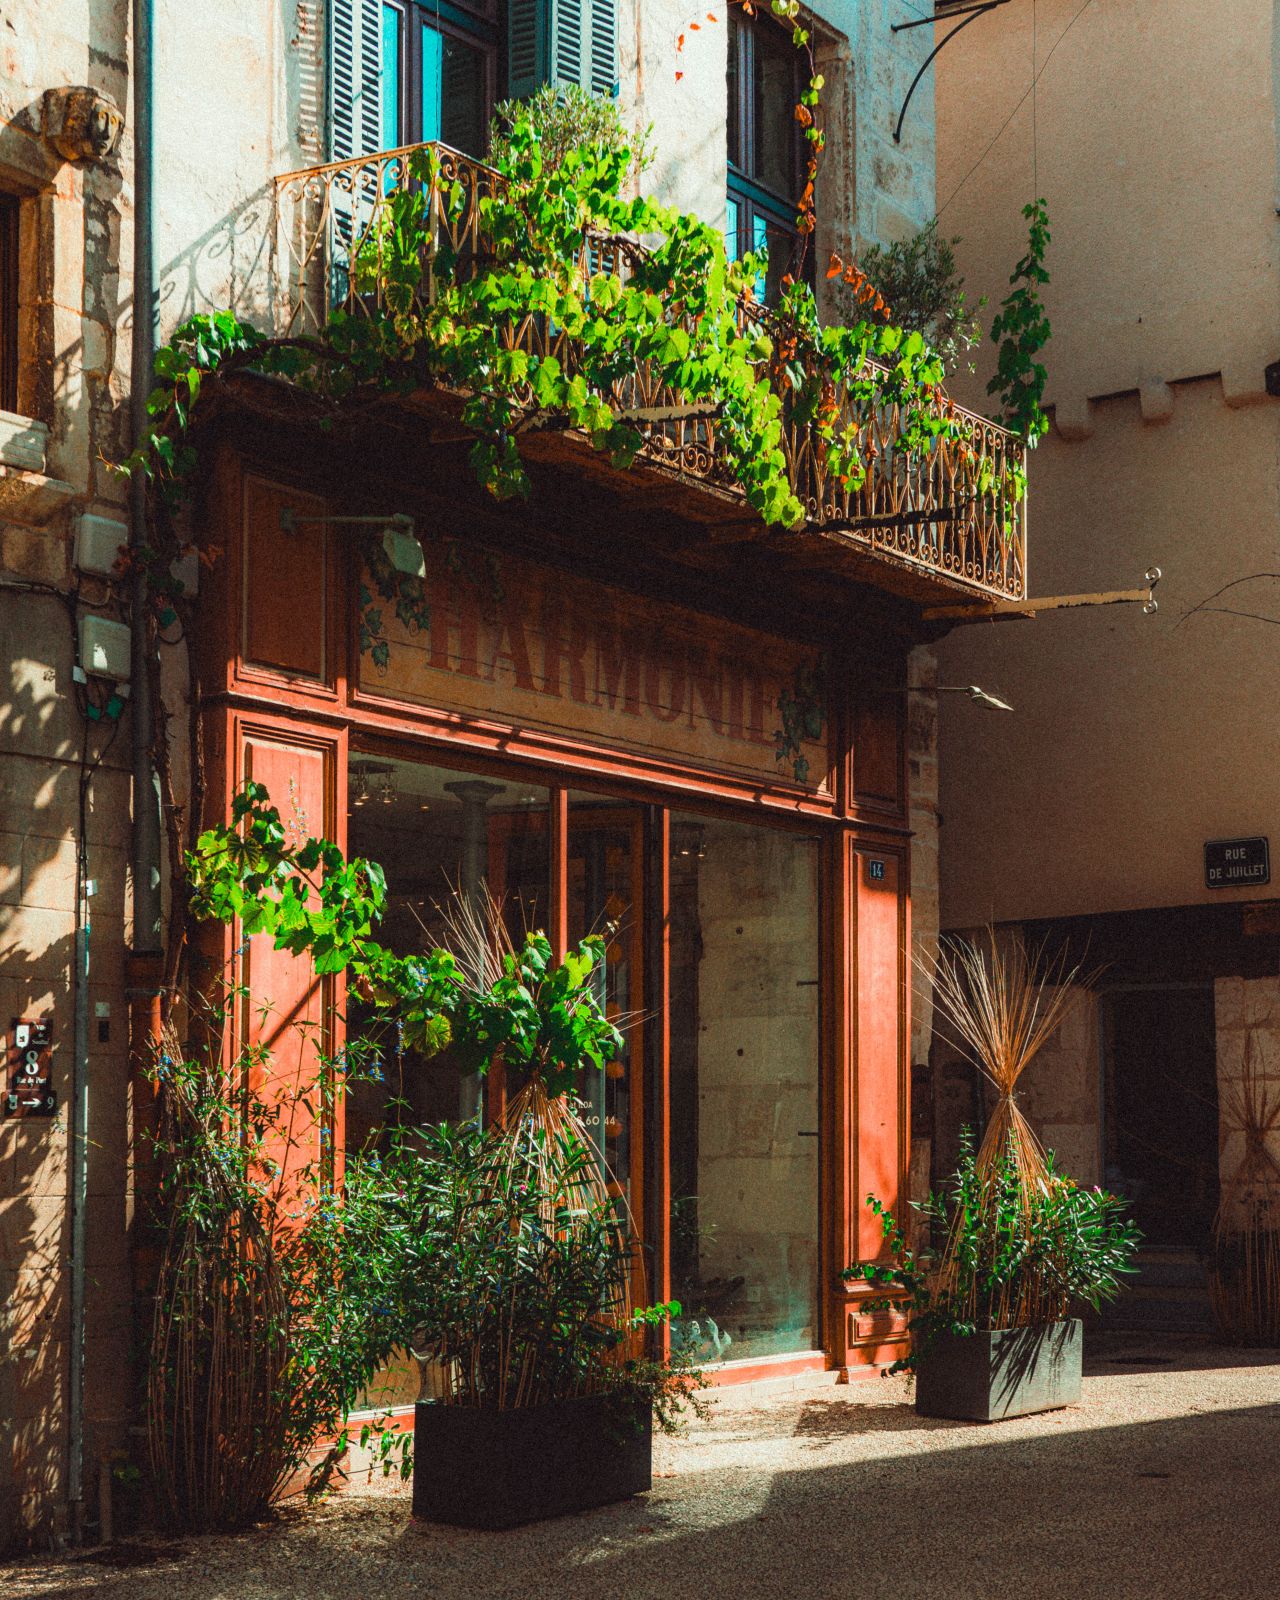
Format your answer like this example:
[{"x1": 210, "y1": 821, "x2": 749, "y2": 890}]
[
  {"x1": 893, "y1": 2, "x2": 1011, "y2": 144},
  {"x1": 923, "y1": 566, "x2": 1162, "y2": 623}
]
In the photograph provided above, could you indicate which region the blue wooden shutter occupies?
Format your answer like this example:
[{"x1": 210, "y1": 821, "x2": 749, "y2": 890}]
[
  {"x1": 508, "y1": 0, "x2": 617, "y2": 100},
  {"x1": 587, "y1": 0, "x2": 617, "y2": 97},
  {"x1": 329, "y1": 0, "x2": 383, "y2": 160}
]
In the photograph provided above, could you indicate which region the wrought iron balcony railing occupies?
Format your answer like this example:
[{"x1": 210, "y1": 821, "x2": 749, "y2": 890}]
[{"x1": 272, "y1": 143, "x2": 1026, "y2": 602}]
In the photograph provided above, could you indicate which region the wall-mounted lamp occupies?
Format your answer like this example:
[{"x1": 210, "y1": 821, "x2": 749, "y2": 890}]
[
  {"x1": 904, "y1": 683, "x2": 1015, "y2": 711},
  {"x1": 279, "y1": 508, "x2": 424, "y2": 577},
  {"x1": 937, "y1": 684, "x2": 1014, "y2": 712}
]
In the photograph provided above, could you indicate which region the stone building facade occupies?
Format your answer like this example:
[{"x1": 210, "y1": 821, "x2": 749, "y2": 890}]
[{"x1": 0, "y1": 0, "x2": 952, "y2": 1550}]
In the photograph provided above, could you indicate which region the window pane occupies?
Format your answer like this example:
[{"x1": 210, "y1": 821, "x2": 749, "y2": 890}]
[
  {"x1": 422, "y1": 22, "x2": 487, "y2": 154},
  {"x1": 751, "y1": 20, "x2": 795, "y2": 196},
  {"x1": 725, "y1": 193, "x2": 741, "y2": 263},
  {"x1": 726, "y1": 13, "x2": 743, "y2": 170},
  {"x1": 380, "y1": 3, "x2": 401, "y2": 150},
  {"x1": 567, "y1": 793, "x2": 645, "y2": 1220},
  {"x1": 345, "y1": 754, "x2": 550, "y2": 1145},
  {"x1": 441, "y1": 34, "x2": 487, "y2": 153},
  {"x1": 762, "y1": 214, "x2": 793, "y2": 305},
  {"x1": 669, "y1": 815, "x2": 820, "y2": 1363}
]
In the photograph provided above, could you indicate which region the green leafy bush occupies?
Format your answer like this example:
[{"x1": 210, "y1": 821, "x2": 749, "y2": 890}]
[
  {"x1": 489, "y1": 83, "x2": 652, "y2": 184},
  {"x1": 146, "y1": 1014, "x2": 413, "y2": 1526},
  {"x1": 354, "y1": 1117, "x2": 705, "y2": 1431},
  {"x1": 850, "y1": 1131, "x2": 1140, "y2": 1372},
  {"x1": 857, "y1": 222, "x2": 984, "y2": 377},
  {"x1": 148, "y1": 781, "x2": 697, "y2": 1527}
]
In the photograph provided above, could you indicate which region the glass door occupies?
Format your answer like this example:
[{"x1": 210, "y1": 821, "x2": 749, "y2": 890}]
[
  {"x1": 566, "y1": 797, "x2": 647, "y2": 1226},
  {"x1": 668, "y1": 813, "x2": 821, "y2": 1363}
]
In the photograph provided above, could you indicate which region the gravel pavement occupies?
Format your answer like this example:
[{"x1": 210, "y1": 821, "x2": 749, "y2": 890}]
[{"x1": 4, "y1": 1335, "x2": 1278, "y2": 1600}]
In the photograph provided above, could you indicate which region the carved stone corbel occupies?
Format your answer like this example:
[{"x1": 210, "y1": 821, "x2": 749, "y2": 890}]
[{"x1": 41, "y1": 86, "x2": 125, "y2": 166}]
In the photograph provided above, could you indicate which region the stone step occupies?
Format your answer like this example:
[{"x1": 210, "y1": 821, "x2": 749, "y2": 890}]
[
  {"x1": 1102, "y1": 1284, "x2": 1217, "y2": 1336},
  {"x1": 1130, "y1": 1249, "x2": 1212, "y2": 1291}
]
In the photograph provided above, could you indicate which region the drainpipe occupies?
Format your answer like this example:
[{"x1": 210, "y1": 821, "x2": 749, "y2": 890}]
[
  {"x1": 116, "y1": 0, "x2": 164, "y2": 1546},
  {"x1": 129, "y1": 0, "x2": 160, "y2": 958},
  {"x1": 67, "y1": 828, "x2": 91, "y2": 1540}
]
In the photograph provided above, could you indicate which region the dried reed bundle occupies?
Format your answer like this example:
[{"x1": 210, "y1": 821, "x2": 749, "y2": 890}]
[
  {"x1": 497, "y1": 1070, "x2": 635, "y2": 1324},
  {"x1": 1209, "y1": 1029, "x2": 1280, "y2": 1346},
  {"x1": 923, "y1": 932, "x2": 1095, "y2": 1328}
]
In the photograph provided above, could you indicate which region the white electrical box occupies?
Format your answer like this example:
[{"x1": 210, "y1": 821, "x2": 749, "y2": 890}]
[
  {"x1": 73, "y1": 512, "x2": 129, "y2": 578},
  {"x1": 79, "y1": 614, "x2": 131, "y2": 681}
]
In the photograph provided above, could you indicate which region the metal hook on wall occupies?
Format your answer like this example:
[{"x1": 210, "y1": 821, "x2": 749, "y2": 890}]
[{"x1": 1143, "y1": 566, "x2": 1162, "y2": 615}]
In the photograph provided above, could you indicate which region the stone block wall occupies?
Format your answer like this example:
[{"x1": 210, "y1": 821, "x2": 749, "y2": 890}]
[
  {"x1": 1017, "y1": 984, "x2": 1102, "y2": 1187},
  {"x1": 1214, "y1": 976, "x2": 1280, "y2": 1231},
  {"x1": 687, "y1": 822, "x2": 821, "y2": 1357}
]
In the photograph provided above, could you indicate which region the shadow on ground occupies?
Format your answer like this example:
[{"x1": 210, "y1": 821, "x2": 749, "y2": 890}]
[{"x1": 5, "y1": 1363, "x2": 1279, "y2": 1600}]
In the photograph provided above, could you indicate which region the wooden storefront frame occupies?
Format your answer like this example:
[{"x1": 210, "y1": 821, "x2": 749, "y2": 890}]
[{"x1": 195, "y1": 448, "x2": 916, "y2": 1378}]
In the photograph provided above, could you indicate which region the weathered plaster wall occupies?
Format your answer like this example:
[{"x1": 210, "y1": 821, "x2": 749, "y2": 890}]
[
  {"x1": 153, "y1": 0, "x2": 323, "y2": 336},
  {"x1": 0, "y1": 1, "x2": 134, "y2": 1551},
  {"x1": 939, "y1": 383, "x2": 1280, "y2": 928},
  {"x1": 0, "y1": 0, "x2": 319, "y2": 1550},
  {"x1": 618, "y1": 1, "x2": 728, "y2": 226},
  {"x1": 620, "y1": 0, "x2": 938, "y2": 257},
  {"x1": 935, "y1": 0, "x2": 1280, "y2": 928},
  {"x1": 936, "y1": 0, "x2": 1279, "y2": 421}
]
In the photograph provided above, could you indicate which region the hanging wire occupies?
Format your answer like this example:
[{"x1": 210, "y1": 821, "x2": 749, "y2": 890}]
[
  {"x1": 938, "y1": 0, "x2": 1095, "y2": 218},
  {"x1": 1031, "y1": 0, "x2": 1038, "y2": 196}
]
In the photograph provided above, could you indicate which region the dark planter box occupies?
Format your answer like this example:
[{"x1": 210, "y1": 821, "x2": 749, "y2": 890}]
[
  {"x1": 411, "y1": 1391, "x2": 652, "y2": 1529},
  {"x1": 915, "y1": 1318, "x2": 1083, "y2": 1422}
]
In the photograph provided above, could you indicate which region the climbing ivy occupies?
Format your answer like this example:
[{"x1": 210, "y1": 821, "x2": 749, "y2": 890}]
[
  {"x1": 774, "y1": 660, "x2": 826, "y2": 785},
  {"x1": 987, "y1": 199, "x2": 1052, "y2": 447}
]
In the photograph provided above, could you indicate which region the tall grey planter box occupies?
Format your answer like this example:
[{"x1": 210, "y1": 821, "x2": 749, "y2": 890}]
[{"x1": 915, "y1": 1318, "x2": 1083, "y2": 1422}]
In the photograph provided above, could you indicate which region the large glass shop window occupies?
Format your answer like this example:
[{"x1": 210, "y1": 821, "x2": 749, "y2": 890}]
[
  {"x1": 668, "y1": 814, "x2": 821, "y2": 1362},
  {"x1": 344, "y1": 755, "x2": 550, "y2": 1151}
]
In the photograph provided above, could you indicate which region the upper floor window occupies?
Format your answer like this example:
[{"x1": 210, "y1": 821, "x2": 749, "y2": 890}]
[
  {"x1": 380, "y1": 0, "x2": 499, "y2": 156},
  {"x1": 726, "y1": 9, "x2": 805, "y2": 303},
  {"x1": 0, "y1": 194, "x2": 18, "y2": 414}
]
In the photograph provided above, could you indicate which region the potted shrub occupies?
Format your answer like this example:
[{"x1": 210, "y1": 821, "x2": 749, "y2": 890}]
[
  {"x1": 857, "y1": 1132, "x2": 1139, "y2": 1421},
  {"x1": 850, "y1": 934, "x2": 1139, "y2": 1422},
  {"x1": 364, "y1": 1115, "x2": 702, "y2": 1529},
  {"x1": 339, "y1": 916, "x2": 704, "y2": 1528}
]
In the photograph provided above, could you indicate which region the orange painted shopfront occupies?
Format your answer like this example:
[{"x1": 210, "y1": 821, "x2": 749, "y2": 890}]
[{"x1": 193, "y1": 426, "x2": 915, "y2": 1379}]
